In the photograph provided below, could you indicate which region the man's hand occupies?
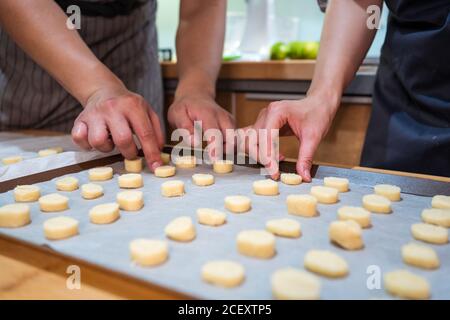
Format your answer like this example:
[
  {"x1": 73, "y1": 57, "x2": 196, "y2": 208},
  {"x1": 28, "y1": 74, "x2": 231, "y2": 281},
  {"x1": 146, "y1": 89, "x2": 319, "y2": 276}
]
[{"x1": 71, "y1": 85, "x2": 164, "y2": 171}]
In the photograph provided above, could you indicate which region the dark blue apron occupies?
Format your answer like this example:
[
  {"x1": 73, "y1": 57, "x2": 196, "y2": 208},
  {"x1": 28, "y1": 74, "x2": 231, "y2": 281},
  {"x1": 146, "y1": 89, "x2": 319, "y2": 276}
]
[{"x1": 361, "y1": 0, "x2": 450, "y2": 177}]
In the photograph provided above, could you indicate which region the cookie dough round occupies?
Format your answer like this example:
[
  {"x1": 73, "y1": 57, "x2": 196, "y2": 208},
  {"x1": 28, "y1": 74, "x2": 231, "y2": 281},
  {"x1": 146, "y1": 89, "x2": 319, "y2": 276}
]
[
  {"x1": 271, "y1": 268, "x2": 320, "y2": 300},
  {"x1": 165, "y1": 216, "x2": 196, "y2": 242},
  {"x1": 431, "y1": 195, "x2": 450, "y2": 209},
  {"x1": 14, "y1": 185, "x2": 41, "y2": 202},
  {"x1": 401, "y1": 242, "x2": 440, "y2": 269},
  {"x1": 324, "y1": 177, "x2": 349, "y2": 192},
  {"x1": 89, "y1": 203, "x2": 120, "y2": 224},
  {"x1": 0, "y1": 204, "x2": 31, "y2": 228},
  {"x1": 304, "y1": 250, "x2": 349, "y2": 278},
  {"x1": 374, "y1": 184, "x2": 401, "y2": 201},
  {"x1": 81, "y1": 183, "x2": 103, "y2": 200},
  {"x1": 411, "y1": 223, "x2": 448, "y2": 244},
  {"x1": 197, "y1": 208, "x2": 226, "y2": 226},
  {"x1": 38, "y1": 148, "x2": 58, "y2": 157},
  {"x1": 337, "y1": 206, "x2": 371, "y2": 228},
  {"x1": 55, "y1": 176, "x2": 79, "y2": 191},
  {"x1": 154, "y1": 165, "x2": 176, "y2": 178},
  {"x1": 266, "y1": 218, "x2": 301, "y2": 238},
  {"x1": 362, "y1": 194, "x2": 391, "y2": 213},
  {"x1": 384, "y1": 270, "x2": 430, "y2": 300},
  {"x1": 280, "y1": 173, "x2": 302, "y2": 185},
  {"x1": 118, "y1": 173, "x2": 143, "y2": 189},
  {"x1": 213, "y1": 160, "x2": 233, "y2": 174},
  {"x1": 421, "y1": 208, "x2": 450, "y2": 228},
  {"x1": 224, "y1": 195, "x2": 251, "y2": 213},
  {"x1": 161, "y1": 152, "x2": 171, "y2": 165},
  {"x1": 39, "y1": 193, "x2": 69, "y2": 212},
  {"x1": 2, "y1": 155, "x2": 23, "y2": 165},
  {"x1": 124, "y1": 157, "x2": 143, "y2": 173},
  {"x1": 286, "y1": 194, "x2": 317, "y2": 217},
  {"x1": 49, "y1": 146, "x2": 64, "y2": 153},
  {"x1": 237, "y1": 230, "x2": 275, "y2": 259},
  {"x1": 130, "y1": 239, "x2": 168, "y2": 266},
  {"x1": 202, "y1": 260, "x2": 245, "y2": 288},
  {"x1": 192, "y1": 173, "x2": 214, "y2": 186},
  {"x1": 253, "y1": 179, "x2": 279, "y2": 196},
  {"x1": 310, "y1": 186, "x2": 339, "y2": 204},
  {"x1": 89, "y1": 167, "x2": 113, "y2": 181},
  {"x1": 175, "y1": 155, "x2": 196, "y2": 169},
  {"x1": 161, "y1": 180, "x2": 185, "y2": 197},
  {"x1": 116, "y1": 190, "x2": 144, "y2": 211},
  {"x1": 329, "y1": 220, "x2": 363, "y2": 250},
  {"x1": 43, "y1": 216, "x2": 79, "y2": 240}
]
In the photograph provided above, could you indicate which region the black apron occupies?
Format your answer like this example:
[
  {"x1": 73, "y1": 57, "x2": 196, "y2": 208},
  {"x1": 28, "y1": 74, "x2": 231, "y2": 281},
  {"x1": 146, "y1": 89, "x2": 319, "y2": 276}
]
[{"x1": 361, "y1": 0, "x2": 450, "y2": 177}]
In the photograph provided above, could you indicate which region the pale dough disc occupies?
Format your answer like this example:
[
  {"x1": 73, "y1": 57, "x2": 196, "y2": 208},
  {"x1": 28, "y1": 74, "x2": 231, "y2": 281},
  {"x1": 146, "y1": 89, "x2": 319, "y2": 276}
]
[
  {"x1": 192, "y1": 173, "x2": 214, "y2": 186},
  {"x1": 421, "y1": 208, "x2": 450, "y2": 227},
  {"x1": 89, "y1": 166, "x2": 113, "y2": 181},
  {"x1": 197, "y1": 208, "x2": 226, "y2": 226},
  {"x1": 431, "y1": 195, "x2": 450, "y2": 209},
  {"x1": 411, "y1": 223, "x2": 448, "y2": 244},
  {"x1": 161, "y1": 152, "x2": 171, "y2": 165},
  {"x1": 154, "y1": 165, "x2": 176, "y2": 178},
  {"x1": 304, "y1": 250, "x2": 349, "y2": 278},
  {"x1": 165, "y1": 216, "x2": 196, "y2": 242},
  {"x1": 116, "y1": 190, "x2": 144, "y2": 211},
  {"x1": 81, "y1": 183, "x2": 103, "y2": 200},
  {"x1": 124, "y1": 157, "x2": 143, "y2": 173},
  {"x1": 280, "y1": 173, "x2": 302, "y2": 185},
  {"x1": 39, "y1": 193, "x2": 69, "y2": 212},
  {"x1": 224, "y1": 195, "x2": 251, "y2": 213},
  {"x1": 310, "y1": 186, "x2": 339, "y2": 204},
  {"x1": 286, "y1": 194, "x2": 317, "y2": 217},
  {"x1": 271, "y1": 267, "x2": 320, "y2": 300},
  {"x1": 2, "y1": 155, "x2": 23, "y2": 165},
  {"x1": 253, "y1": 179, "x2": 279, "y2": 196},
  {"x1": 384, "y1": 270, "x2": 430, "y2": 300},
  {"x1": 89, "y1": 203, "x2": 120, "y2": 224},
  {"x1": 324, "y1": 177, "x2": 349, "y2": 192},
  {"x1": 55, "y1": 176, "x2": 79, "y2": 191},
  {"x1": 130, "y1": 239, "x2": 169, "y2": 266},
  {"x1": 43, "y1": 216, "x2": 79, "y2": 240},
  {"x1": 0, "y1": 204, "x2": 31, "y2": 228},
  {"x1": 266, "y1": 218, "x2": 301, "y2": 238},
  {"x1": 14, "y1": 185, "x2": 41, "y2": 202},
  {"x1": 329, "y1": 220, "x2": 364, "y2": 250},
  {"x1": 213, "y1": 160, "x2": 233, "y2": 174},
  {"x1": 38, "y1": 148, "x2": 58, "y2": 157},
  {"x1": 237, "y1": 230, "x2": 276, "y2": 259},
  {"x1": 174, "y1": 155, "x2": 196, "y2": 169},
  {"x1": 202, "y1": 260, "x2": 245, "y2": 288},
  {"x1": 401, "y1": 242, "x2": 440, "y2": 269},
  {"x1": 337, "y1": 206, "x2": 371, "y2": 228},
  {"x1": 49, "y1": 146, "x2": 64, "y2": 153},
  {"x1": 118, "y1": 173, "x2": 143, "y2": 189},
  {"x1": 362, "y1": 194, "x2": 391, "y2": 213},
  {"x1": 161, "y1": 180, "x2": 185, "y2": 197},
  {"x1": 374, "y1": 184, "x2": 401, "y2": 201}
]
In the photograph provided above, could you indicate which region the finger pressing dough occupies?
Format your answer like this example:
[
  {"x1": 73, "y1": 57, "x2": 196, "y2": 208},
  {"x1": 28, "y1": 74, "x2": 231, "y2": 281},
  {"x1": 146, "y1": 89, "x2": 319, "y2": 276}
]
[
  {"x1": 324, "y1": 177, "x2": 349, "y2": 192},
  {"x1": 116, "y1": 190, "x2": 144, "y2": 211},
  {"x1": 329, "y1": 220, "x2": 364, "y2": 250},
  {"x1": 161, "y1": 152, "x2": 171, "y2": 165},
  {"x1": 14, "y1": 185, "x2": 40, "y2": 202},
  {"x1": 38, "y1": 148, "x2": 58, "y2": 157},
  {"x1": 266, "y1": 218, "x2": 301, "y2": 238},
  {"x1": 175, "y1": 155, "x2": 196, "y2": 169},
  {"x1": 161, "y1": 180, "x2": 185, "y2": 197},
  {"x1": 2, "y1": 155, "x2": 23, "y2": 165},
  {"x1": 337, "y1": 206, "x2": 371, "y2": 228},
  {"x1": 130, "y1": 239, "x2": 168, "y2": 266},
  {"x1": 384, "y1": 270, "x2": 430, "y2": 300},
  {"x1": 362, "y1": 194, "x2": 391, "y2": 213},
  {"x1": 0, "y1": 204, "x2": 31, "y2": 228},
  {"x1": 374, "y1": 184, "x2": 401, "y2": 201},
  {"x1": 39, "y1": 193, "x2": 69, "y2": 212},
  {"x1": 401, "y1": 242, "x2": 440, "y2": 269},
  {"x1": 237, "y1": 230, "x2": 276, "y2": 259},
  {"x1": 310, "y1": 186, "x2": 339, "y2": 204},
  {"x1": 286, "y1": 194, "x2": 317, "y2": 217},
  {"x1": 43, "y1": 216, "x2": 79, "y2": 240},
  {"x1": 224, "y1": 195, "x2": 251, "y2": 213},
  {"x1": 89, "y1": 167, "x2": 113, "y2": 181},
  {"x1": 411, "y1": 223, "x2": 448, "y2": 244},
  {"x1": 124, "y1": 157, "x2": 143, "y2": 173},
  {"x1": 213, "y1": 160, "x2": 233, "y2": 174},
  {"x1": 118, "y1": 173, "x2": 143, "y2": 189},
  {"x1": 421, "y1": 208, "x2": 450, "y2": 227},
  {"x1": 253, "y1": 179, "x2": 279, "y2": 196},
  {"x1": 304, "y1": 250, "x2": 349, "y2": 278},
  {"x1": 81, "y1": 183, "x2": 103, "y2": 200},
  {"x1": 165, "y1": 216, "x2": 196, "y2": 242},
  {"x1": 192, "y1": 173, "x2": 214, "y2": 186},
  {"x1": 197, "y1": 208, "x2": 226, "y2": 226},
  {"x1": 202, "y1": 260, "x2": 245, "y2": 288},
  {"x1": 55, "y1": 176, "x2": 79, "y2": 191},
  {"x1": 154, "y1": 165, "x2": 176, "y2": 178},
  {"x1": 431, "y1": 195, "x2": 450, "y2": 209},
  {"x1": 280, "y1": 173, "x2": 302, "y2": 185},
  {"x1": 89, "y1": 203, "x2": 120, "y2": 224},
  {"x1": 271, "y1": 268, "x2": 320, "y2": 300}
]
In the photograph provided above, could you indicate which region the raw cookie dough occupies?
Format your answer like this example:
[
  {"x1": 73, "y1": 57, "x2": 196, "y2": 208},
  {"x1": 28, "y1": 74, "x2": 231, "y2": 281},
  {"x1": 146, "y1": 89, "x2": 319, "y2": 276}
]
[
  {"x1": 192, "y1": 173, "x2": 214, "y2": 186},
  {"x1": 39, "y1": 193, "x2": 69, "y2": 212},
  {"x1": 197, "y1": 208, "x2": 226, "y2": 226},
  {"x1": 116, "y1": 190, "x2": 144, "y2": 211},
  {"x1": 374, "y1": 184, "x2": 401, "y2": 201},
  {"x1": 286, "y1": 194, "x2": 317, "y2": 217},
  {"x1": 161, "y1": 152, "x2": 171, "y2": 165},
  {"x1": 38, "y1": 148, "x2": 58, "y2": 157},
  {"x1": 253, "y1": 179, "x2": 279, "y2": 196},
  {"x1": 130, "y1": 239, "x2": 168, "y2": 266},
  {"x1": 165, "y1": 216, "x2": 196, "y2": 242},
  {"x1": 175, "y1": 155, "x2": 196, "y2": 169},
  {"x1": 89, "y1": 203, "x2": 120, "y2": 224},
  {"x1": 161, "y1": 180, "x2": 185, "y2": 197},
  {"x1": 89, "y1": 166, "x2": 113, "y2": 181},
  {"x1": 81, "y1": 183, "x2": 103, "y2": 200},
  {"x1": 2, "y1": 155, "x2": 22, "y2": 165},
  {"x1": 310, "y1": 186, "x2": 339, "y2": 204},
  {"x1": 49, "y1": 146, "x2": 64, "y2": 153},
  {"x1": 43, "y1": 216, "x2": 79, "y2": 240},
  {"x1": 280, "y1": 173, "x2": 302, "y2": 185},
  {"x1": 421, "y1": 208, "x2": 450, "y2": 227},
  {"x1": 55, "y1": 176, "x2": 79, "y2": 191},
  {"x1": 266, "y1": 218, "x2": 301, "y2": 238},
  {"x1": 236, "y1": 230, "x2": 276, "y2": 259},
  {"x1": 213, "y1": 160, "x2": 233, "y2": 174},
  {"x1": 14, "y1": 185, "x2": 41, "y2": 202},
  {"x1": 304, "y1": 250, "x2": 349, "y2": 278},
  {"x1": 271, "y1": 268, "x2": 320, "y2": 300},
  {"x1": 362, "y1": 194, "x2": 391, "y2": 213},
  {"x1": 124, "y1": 157, "x2": 143, "y2": 173},
  {"x1": 0, "y1": 204, "x2": 31, "y2": 228},
  {"x1": 118, "y1": 173, "x2": 143, "y2": 189},
  {"x1": 224, "y1": 195, "x2": 251, "y2": 213},
  {"x1": 411, "y1": 223, "x2": 448, "y2": 244},
  {"x1": 384, "y1": 270, "x2": 430, "y2": 300},
  {"x1": 202, "y1": 260, "x2": 245, "y2": 288},
  {"x1": 431, "y1": 195, "x2": 450, "y2": 209},
  {"x1": 401, "y1": 242, "x2": 440, "y2": 269},
  {"x1": 324, "y1": 177, "x2": 349, "y2": 192},
  {"x1": 337, "y1": 206, "x2": 371, "y2": 228},
  {"x1": 154, "y1": 165, "x2": 176, "y2": 178},
  {"x1": 329, "y1": 220, "x2": 364, "y2": 250}
]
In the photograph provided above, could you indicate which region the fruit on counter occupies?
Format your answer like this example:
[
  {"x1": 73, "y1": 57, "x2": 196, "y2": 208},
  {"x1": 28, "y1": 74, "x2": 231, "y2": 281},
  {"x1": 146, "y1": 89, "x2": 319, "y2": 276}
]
[
  {"x1": 270, "y1": 41, "x2": 320, "y2": 60},
  {"x1": 270, "y1": 42, "x2": 290, "y2": 60},
  {"x1": 302, "y1": 41, "x2": 320, "y2": 59},
  {"x1": 287, "y1": 41, "x2": 304, "y2": 59}
]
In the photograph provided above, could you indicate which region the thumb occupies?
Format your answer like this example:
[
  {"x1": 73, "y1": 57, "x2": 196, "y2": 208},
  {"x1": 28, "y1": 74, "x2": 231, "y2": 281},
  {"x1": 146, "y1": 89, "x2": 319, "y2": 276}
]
[{"x1": 296, "y1": 135, "x2": 318, "y2": 182}]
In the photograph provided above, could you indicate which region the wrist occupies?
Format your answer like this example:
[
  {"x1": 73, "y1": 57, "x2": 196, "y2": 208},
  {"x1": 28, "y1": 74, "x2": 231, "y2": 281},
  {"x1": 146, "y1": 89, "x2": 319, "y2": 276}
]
[
  {"x1": 306, "y1": 87, "x2": 342, "y2": 112},
  {"x1": 175, "y1": 72, "x2": 216, "y2": 101}
]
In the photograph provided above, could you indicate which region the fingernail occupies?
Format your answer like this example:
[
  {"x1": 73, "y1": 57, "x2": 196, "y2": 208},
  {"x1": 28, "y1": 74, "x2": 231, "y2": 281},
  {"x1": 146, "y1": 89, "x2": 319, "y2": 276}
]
[
  {"x1": 303, "y1": 169, "x2": 311, "y2": 182},
  {"x1": 151, "y1": 161, "x2": 161, "y2": 172}
]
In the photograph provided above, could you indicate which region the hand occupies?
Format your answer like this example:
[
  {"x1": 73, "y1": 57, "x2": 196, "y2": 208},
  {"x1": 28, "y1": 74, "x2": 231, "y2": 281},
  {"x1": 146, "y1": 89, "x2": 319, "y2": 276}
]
[{"x1": 71, "y1": 85, "x2": 164, "y2": 171}]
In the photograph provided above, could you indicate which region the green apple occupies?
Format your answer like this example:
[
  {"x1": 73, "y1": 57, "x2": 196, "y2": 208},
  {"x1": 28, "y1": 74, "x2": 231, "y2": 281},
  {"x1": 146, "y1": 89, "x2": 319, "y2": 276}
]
[
  {"x1": 287, "y1": 41, "x2": 305, "y2": 59},
  {"x1": 270, "y1": 42, "x2": 289, "y2": 60},
  {"x1": 302, "y1": 41, "x2": 320, "y2": 59}
]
